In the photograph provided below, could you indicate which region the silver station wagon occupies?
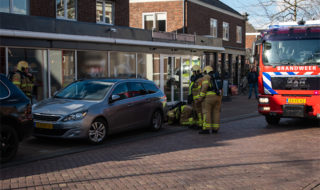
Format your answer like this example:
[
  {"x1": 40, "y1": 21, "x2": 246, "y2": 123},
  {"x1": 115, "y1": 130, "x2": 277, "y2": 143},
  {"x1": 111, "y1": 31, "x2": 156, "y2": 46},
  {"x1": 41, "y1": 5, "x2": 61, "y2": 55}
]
[{"x1": 32, "y1": 79, "x2": 167, "y2": 144}]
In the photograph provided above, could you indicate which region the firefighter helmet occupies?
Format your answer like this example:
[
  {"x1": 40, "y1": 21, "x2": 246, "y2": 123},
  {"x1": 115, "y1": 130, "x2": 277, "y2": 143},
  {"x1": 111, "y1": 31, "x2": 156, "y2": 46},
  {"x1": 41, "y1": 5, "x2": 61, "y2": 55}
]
[
  {"x1": 17, "y1": 61, "x2": 29, "y2": 71},
  {"x1": 203, "y1": 66, "x2": 213, "y2": 74},
  {"x1": 191, "y1": 65, "x2": 201, "y2": 72}
]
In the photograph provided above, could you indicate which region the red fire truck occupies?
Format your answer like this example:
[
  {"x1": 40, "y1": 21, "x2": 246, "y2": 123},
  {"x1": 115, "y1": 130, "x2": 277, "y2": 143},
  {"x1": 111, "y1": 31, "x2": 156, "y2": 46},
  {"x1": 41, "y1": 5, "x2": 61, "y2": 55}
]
[{"x1": 253, "y1": 20, "x2": 320, "y2": 125}]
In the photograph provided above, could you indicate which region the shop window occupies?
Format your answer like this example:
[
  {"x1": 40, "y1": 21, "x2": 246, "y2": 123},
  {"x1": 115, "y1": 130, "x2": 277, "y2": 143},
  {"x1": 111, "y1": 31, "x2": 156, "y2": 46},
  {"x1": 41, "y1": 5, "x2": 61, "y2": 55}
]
[
  {"x1": 110, "y1": 52, "x2": 136, "y2": 78},
  {"x1": 96, "y1": 0, "x2": 114, "y2": 25},
  {"x1": 143, "y1": 13, "x2": 166, "y2": 32},
  {"x1": 49, "y1": 50, "x2": 75, "y2": 96},
  {"x1": 237, "y1": 26, "x2": 242, "y2": 43},
  {"x1": 78, "y1": 51, "x2": 108, "y2": 79},
  {"x1": 0, "y1": 0, "x2": 28, "y2": 15},
  {"x1": 210, "y1": 18, "x2": 217, "y2": 38},
  {"x1": 223, "y1": 22, "x2": 229, "y2": 41},
  {"x1": 56, "y1": 0, "x2": 76, "y2": 20},
  {"x1": 8, "y1": 48, "x2": 48, "y2": 101},
  {"x1": 137, "y1": 53, "x2": 157, "y2": 81}
]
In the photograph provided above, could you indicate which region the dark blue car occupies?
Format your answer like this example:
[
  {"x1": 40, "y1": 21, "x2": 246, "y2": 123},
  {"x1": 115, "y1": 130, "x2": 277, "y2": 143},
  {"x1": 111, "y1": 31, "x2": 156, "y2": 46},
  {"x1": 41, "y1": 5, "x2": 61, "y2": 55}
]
[{"x1": 0, "y1": 74, "x2": 33, "y2": 163}]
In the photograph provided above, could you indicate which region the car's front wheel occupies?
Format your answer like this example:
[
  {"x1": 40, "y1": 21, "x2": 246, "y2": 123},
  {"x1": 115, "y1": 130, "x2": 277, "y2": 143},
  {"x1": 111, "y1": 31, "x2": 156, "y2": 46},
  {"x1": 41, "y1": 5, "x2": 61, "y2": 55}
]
[
  {"x1": 150, "y1": 110, "x2": 163, "y2": 131},
  {"x1": 88, "y1": 118, "x2": 107, "y2": 144},
  {"x1": 0, "y1": 124, "x2": 19, "y2": 163}
]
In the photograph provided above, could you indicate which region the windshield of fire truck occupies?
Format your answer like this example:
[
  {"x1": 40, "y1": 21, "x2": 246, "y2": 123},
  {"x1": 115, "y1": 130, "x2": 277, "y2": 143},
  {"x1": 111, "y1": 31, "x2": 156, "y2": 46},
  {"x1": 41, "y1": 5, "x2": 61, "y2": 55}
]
[{"x1": 262, "y1": 39, "x2": 320, "y2": 66}]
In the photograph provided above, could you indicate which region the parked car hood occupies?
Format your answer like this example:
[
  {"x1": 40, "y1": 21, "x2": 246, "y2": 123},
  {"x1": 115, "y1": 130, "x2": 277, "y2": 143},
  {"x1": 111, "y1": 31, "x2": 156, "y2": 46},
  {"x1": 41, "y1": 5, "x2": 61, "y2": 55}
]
[{"x1": 32, "y1": 98, "x2": 99, "y2": 115}]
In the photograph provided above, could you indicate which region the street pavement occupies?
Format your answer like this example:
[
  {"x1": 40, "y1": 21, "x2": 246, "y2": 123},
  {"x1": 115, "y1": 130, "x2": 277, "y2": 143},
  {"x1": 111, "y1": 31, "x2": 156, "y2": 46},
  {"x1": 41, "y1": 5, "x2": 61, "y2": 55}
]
[{"x1": 1, "y1": 95, "x2": 320, "y2": 189}]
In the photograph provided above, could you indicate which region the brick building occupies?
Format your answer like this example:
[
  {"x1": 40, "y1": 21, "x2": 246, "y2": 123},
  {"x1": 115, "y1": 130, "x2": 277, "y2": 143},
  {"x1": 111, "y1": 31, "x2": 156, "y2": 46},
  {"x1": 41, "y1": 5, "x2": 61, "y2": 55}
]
[
  {"x1": 130, "y1": 0, "x2": 247, "y2": 85},
  {"x1": 0, "y1": 0, "x2": 226, "y2": 103}
]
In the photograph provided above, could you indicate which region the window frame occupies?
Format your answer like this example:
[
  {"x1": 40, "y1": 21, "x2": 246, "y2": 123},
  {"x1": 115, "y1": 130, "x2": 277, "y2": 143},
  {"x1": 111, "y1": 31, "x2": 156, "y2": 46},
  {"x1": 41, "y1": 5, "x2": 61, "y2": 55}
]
[
  {"x1": 1, "y1": 0, "x2": 29, "y2": 15},
  {"x1": 210, "y1": 18, "x2": 218, "y2": 38},
  {"x1": 96, "y1": 0, "x2": 114, "y2": 25},
  {"x1": 142, "y1": 12, "x2": 167, "y2": 32},
  {"x1": 56, "y1": 0, "x2": 77, "y2": 21},
  {"x1": 236, "y1": 26, "x2": 242, "y2": 44},
  {"x1": 223, "y1": 22, "x2": 229, "y2": 41}
]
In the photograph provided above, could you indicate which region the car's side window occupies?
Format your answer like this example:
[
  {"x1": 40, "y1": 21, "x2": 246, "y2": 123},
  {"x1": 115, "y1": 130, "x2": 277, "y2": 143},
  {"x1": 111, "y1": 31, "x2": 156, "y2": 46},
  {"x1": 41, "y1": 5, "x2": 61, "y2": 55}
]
[
  {"x1": 111, "y1": 83, "x2": 129, "y2": 100},
  {"x1": 142, "y1": 83, "x2": 159, "y2": 94},
  {"x1": 127, "y1": 82, "x2": 147, "y2": 98},
  {"x1": 0, "y1": 81, "x2": 10, "y2": 99}
]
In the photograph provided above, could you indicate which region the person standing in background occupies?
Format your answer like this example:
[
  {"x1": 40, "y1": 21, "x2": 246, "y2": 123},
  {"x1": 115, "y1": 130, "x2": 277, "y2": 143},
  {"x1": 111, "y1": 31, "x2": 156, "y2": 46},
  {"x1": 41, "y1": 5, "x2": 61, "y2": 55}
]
[{"x1": 247, "y1": 67, "x2": 259, "y2": 99}]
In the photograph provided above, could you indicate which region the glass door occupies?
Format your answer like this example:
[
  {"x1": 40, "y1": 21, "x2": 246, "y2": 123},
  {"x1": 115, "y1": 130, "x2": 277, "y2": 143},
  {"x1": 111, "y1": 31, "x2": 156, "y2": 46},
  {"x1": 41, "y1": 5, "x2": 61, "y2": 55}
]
[{"x1": 162, "y1": 55, "x2": 181, "y2": 103}]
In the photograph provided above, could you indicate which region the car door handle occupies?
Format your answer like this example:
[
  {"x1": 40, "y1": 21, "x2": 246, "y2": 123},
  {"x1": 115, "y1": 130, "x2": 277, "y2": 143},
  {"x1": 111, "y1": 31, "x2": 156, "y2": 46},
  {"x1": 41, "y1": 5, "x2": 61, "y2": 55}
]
[{"x1": 127, "y1": 103, "x2": 133, "y2": 107}]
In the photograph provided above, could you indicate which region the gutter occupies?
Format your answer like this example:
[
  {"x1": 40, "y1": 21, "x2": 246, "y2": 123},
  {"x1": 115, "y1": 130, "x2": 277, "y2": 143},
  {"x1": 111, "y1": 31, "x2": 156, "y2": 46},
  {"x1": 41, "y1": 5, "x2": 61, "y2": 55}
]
[{"x1": 0, "y1": 29, "x2": 225, "y2": 52}]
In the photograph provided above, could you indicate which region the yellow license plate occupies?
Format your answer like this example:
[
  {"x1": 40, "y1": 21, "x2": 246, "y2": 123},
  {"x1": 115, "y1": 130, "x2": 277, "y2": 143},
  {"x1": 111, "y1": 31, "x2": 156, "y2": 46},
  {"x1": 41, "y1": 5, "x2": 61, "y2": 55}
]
[
  {"x1": 286, "y1": 98, "x2": 306, "y2": 104},
  {"x1": 35, "y1": 122, "x2": 53, "y2": 129}
]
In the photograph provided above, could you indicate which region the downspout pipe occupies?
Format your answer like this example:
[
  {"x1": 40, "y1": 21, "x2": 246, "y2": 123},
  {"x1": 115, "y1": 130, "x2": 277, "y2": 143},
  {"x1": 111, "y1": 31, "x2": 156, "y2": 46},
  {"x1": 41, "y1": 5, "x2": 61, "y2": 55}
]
[{"x1": 183, "y1": 0, "x2": 186, "y2": 33}]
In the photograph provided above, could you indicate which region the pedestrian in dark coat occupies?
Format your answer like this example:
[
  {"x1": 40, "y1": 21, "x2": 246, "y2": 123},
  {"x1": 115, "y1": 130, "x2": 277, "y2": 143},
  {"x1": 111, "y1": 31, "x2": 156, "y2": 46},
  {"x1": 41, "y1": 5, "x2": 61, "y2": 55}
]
[{"x1": 247, "y1": 67, "x2": 258, "y2": 99}]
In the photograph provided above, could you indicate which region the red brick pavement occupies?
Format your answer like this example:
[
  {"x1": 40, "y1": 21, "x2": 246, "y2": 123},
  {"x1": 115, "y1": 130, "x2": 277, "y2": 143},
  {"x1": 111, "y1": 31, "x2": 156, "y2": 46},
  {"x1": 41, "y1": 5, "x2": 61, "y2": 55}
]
[{"x1": 1, "y1": 117, "x2": 319, "y2": 190}]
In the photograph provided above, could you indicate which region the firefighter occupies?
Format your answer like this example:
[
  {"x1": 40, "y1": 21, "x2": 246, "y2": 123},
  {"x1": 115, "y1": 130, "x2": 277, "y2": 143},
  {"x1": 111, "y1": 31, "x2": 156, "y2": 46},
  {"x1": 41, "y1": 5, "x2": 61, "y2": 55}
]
[
  {"x1": 179, "y1": 104, "x2": 194, "y2": 126},
  {"x1": 189, "y1": 65, "x2": 203, "y2": 128},
  {"x1": 12, "y1": 61, "x2": 35, "y2": 99},
  {"x1": 167, "y1": 102, "x2": 194, "y2": 126},
  {"x1": 198, "y1": 66, "x2": 222, "y2": 134}
]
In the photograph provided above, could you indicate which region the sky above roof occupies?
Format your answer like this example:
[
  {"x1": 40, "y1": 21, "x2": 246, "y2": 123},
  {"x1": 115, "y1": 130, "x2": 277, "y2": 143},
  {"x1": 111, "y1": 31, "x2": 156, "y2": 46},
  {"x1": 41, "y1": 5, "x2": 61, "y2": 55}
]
[{"x1": 219, "y1": 0, "x2": 271, "y2": 29}]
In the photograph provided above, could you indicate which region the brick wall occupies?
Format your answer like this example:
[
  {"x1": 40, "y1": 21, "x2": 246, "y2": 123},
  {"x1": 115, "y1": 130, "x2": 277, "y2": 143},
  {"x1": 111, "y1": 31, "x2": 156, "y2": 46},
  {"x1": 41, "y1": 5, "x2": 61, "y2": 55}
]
[
  {"x1": 115, "y1": 0, "x2": 129, "y2": 26},
  {"x1": 130, "y1": 1, "x2": 184, "y2": 32},
  {"x1": 245, "y1": 35, "x2": 257, "y2": 49},
  {"x1": 77, "y1": 0, "x2": 96, "y2": 23},
  {"x1": 186, "y1": 2, "x2": 246, "y2": 49},
  {"x1": 30, "y1": 0, "x2": 55, "y2": 18},
  {"x1": 29, "y1": 0, "x2": 129, "y2": 26}
]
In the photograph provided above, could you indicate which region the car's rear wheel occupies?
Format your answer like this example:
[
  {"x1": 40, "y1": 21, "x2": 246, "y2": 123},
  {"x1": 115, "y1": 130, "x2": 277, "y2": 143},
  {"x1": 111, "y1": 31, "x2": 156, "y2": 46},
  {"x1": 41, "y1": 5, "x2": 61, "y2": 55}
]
[
  {"x1": 0, "y1": 125, "x2": 19, "y2": 163},
  {"x1": 265, "y1": 115, "x2": 280, "y2": 125},
  {"x1": 88, "y1": 118, "x2": 107, "y2": 144},
  {"x1": 150, "y1": 110, "x2": 163, "y2": 131}
]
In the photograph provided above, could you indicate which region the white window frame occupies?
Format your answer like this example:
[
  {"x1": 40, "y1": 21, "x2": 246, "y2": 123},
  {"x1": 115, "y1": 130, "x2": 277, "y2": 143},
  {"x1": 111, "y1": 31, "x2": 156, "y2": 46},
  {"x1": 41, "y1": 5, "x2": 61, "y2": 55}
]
[
  {"x1": 223, "y1": 22, "x2": 229, "y2": 41},
  {"x1": 96, "y1": 0, "x2": 114, "y2": 25},
  {"x1": 142, "y1": 12, "x2": 167, "y2": 32},
  {"x1": 2, "y1": 0, "x2": 29, "y2": 15},
  {"x1": 210, "y1": 18, "x2": 217, "y2": 38},
  {"x1": 56, "y1": 0, "x2": 77, "y2": 21},
  {"x1": 236, "y1": 26, "x2": 242, "y2": 43}
]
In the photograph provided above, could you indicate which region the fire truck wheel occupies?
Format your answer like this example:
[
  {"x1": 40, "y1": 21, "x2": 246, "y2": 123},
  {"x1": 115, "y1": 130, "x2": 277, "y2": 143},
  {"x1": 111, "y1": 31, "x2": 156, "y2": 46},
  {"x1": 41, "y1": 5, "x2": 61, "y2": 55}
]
[{"x1": 265, "y1": 116, "x2": 280, "y2": 125}]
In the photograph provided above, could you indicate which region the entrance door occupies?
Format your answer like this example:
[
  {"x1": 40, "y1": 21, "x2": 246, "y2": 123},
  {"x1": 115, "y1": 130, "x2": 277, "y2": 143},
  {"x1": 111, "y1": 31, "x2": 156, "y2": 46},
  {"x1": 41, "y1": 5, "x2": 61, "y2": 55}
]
[
  {"x1": 162, "y1": 55, "x2": 181, "y2": 103},
  {"x1": 160, "y1": 55, "x2": 202, "y2": 103}
]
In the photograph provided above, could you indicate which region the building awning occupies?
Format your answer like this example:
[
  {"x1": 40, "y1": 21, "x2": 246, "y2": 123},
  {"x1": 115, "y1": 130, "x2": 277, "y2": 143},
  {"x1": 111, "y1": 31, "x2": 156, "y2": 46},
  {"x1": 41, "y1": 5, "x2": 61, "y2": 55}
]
[{"x1": 0, "y1": 29, "x2": 225, "y2": 52}]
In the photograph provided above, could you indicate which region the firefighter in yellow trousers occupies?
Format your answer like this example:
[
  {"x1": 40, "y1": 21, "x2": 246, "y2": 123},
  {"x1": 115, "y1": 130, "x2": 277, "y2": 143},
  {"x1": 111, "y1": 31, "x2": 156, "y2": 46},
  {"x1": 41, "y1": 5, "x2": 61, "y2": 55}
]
[
  {"x1": 198, "y1": 66, "x2": 222, "y2": 134},
  {"x1": 189, "y1": 65, "x2": 203, "y2": 128},
  {"x1": 12, "y1": 61, "x2": 35, "y2": 99},
  {"x1": 167, "y1": 103, "x2": 194, "y2": 126}
]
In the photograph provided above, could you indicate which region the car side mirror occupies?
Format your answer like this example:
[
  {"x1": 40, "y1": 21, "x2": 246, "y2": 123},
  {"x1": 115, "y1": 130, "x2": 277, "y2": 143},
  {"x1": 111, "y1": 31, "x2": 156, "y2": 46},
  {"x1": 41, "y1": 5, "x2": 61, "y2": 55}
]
[{"x1": 110, "y1": 94, "x2": 120, "y2": 103}]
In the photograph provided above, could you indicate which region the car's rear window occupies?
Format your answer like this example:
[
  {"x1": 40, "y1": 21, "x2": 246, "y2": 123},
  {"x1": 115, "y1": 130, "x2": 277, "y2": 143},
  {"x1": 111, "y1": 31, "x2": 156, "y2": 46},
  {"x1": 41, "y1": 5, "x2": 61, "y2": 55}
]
[
  {"x1": 142, "y1": 83, "x2": 159, "y2": 94},
  {"x1": 128, "y1": 82, "x2": 146, "y2": 97}
]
